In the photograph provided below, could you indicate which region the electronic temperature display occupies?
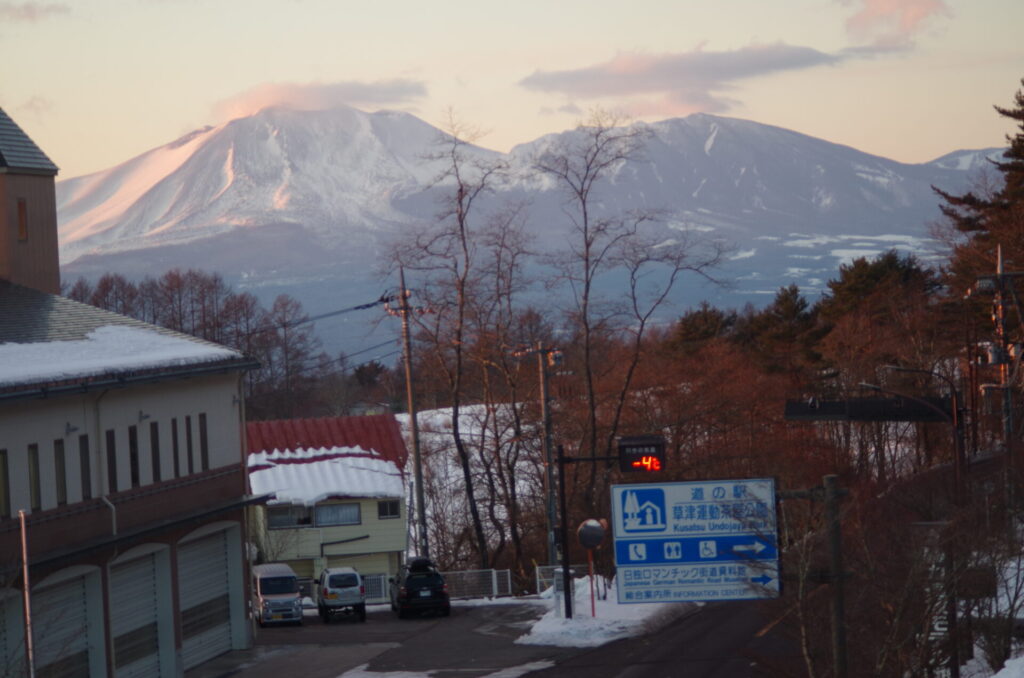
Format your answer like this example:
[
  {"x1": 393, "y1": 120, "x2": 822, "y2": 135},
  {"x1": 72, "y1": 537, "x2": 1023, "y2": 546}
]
[{"x1": 618, "y1": 436, "x2": 666, "y2": 472}]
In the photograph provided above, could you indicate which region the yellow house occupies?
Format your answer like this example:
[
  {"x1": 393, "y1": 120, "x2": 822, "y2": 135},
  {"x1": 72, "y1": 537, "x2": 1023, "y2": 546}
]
[{"x1": 246, "y1": 416, "x2": 408, "y2": 600}]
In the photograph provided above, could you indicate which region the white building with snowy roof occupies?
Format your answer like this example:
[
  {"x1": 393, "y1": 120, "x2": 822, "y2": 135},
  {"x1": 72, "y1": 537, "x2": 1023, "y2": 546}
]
[
  {"x1": 246, "y1": 416, "x2": 409, "y2": 600},
  {"x1": 0, "y1": 108, "x2": 259, "y2": 676}
]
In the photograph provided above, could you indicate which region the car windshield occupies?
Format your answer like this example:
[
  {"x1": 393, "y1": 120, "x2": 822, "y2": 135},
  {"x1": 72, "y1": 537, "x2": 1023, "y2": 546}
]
[
  {"x1": 329, "y1": 574, "x2": 359, "y2": 588},
  {"x1": 260, "y1": 576, "x2": 298, "y2": 595},
  {"x1": 406, "y1": 572, "x2": 443, "y2": 587}
]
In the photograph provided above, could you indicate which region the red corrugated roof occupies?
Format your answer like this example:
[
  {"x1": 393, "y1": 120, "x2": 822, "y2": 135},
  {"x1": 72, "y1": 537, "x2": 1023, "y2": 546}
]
[{"x1": 246, "y1": 414, "x2": 408, "y2": 469}]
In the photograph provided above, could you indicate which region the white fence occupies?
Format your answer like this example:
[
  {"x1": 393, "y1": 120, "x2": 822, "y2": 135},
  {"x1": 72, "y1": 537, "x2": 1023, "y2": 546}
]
[
  {"x1": 441, "y1": 569, "x2": 512, "y2": 599},
  {"x1": 360, "y1": 569, "x2": 512, "y2": 604},
  {"x1": 534, "y1": 564, "x2": 588, "y2": 595},
  {"x1": 363, "y1": 574, "x2": 389, "y2": 603}
]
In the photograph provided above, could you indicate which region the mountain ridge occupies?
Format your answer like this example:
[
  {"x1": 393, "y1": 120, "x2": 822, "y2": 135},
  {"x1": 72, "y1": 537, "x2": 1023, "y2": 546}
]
[{"x1": 57, "y1": 106, "x2": 1004, "y2": 343}]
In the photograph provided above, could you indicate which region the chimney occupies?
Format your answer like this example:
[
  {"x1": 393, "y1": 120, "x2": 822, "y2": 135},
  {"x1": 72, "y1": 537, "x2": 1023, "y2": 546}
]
[{"x1": 0, "y1": 108, "x2": 60, "y2": 294}]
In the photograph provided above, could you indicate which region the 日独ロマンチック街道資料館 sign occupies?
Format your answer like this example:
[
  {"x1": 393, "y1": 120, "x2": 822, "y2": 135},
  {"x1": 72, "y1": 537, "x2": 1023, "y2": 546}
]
[{"x1": 611, "y1": 479, "x2": 779, "y2": 603}]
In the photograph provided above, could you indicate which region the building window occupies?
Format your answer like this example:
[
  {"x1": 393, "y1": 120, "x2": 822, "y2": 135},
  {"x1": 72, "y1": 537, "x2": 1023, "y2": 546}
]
[
  {"x1": 28, "y1": 444, "x2": 40, "y2": 511},
  {"x1": 185, "y1": 415, "x2": 194, "y2": 474},
  {"x1": 150, "y1": 422, "x2": 161, "y2": 483},
  {"x1": 199, "y1": 413, "x2": 209, "y2": 471},
  {"x1": 106, "y1": 429, "x2": 118, "y2": 493},
  {"x1": 17, "y1": 198, "x2": 27, "y2": 241},
  {"x1": 315, "y1": 503, "x2": 360, "y2": 527},
  {"x1": 267, "y1": 506, "x2": 312, "y2": 529},
  {"x1": 128, "y1": 426, "x2": 140, "y2": 488},
  {"x1": 54, "y1": 439, "x2": 67, "y2": 506},
  {"x1": 79, "y1": 434, "x2": 91, "y2": 500},
  {"x1": 378, "y1": 500, "x2": 400, "y2": 520},
  {"x1": 0, "y1": 449, "x2": 9, "y2": 519},
  {"x1": 171, "y1": 418, "x2": 180, "y2": 478}
]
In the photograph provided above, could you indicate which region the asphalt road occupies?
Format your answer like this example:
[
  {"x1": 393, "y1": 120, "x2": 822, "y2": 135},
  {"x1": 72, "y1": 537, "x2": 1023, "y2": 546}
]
[
  {"x1": 523, "y1": 600, "x2": 804, "y2": 678},
  {"x1": 187, "y1": 602, "x2": 577, "y2": 678},
  {"x1": 188, "y1": 598, "x2": 804, "y2": 678}
]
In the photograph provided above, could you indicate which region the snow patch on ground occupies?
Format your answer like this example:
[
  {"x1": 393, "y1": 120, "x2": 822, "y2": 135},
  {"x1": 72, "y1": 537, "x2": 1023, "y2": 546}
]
[
  {"x1": 336, "y1": 662, "x2": 556, "y2": 678},
  {"x1": 515, "y1": 575, "x2": 696, "y2": 648}
]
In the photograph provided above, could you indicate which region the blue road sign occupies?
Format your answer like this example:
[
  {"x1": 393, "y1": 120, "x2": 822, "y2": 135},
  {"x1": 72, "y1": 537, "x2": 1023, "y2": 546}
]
[{"x1": 612, "y1": 478, "x2": 779, "y2": 603}]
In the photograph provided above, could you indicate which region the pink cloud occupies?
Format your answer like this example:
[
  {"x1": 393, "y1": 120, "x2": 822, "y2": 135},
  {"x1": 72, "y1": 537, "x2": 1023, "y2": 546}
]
[
  {"x1": 212, "y1": 80, "x2": 427, "y2": 122},
  {"x1": 0, "y1": 1, "x2": 69, "y2": 21},
  {"x1": 520, "y1": 44, "x2": 839, "y2": 113},
  {"x1": 842, "y1": 0, "x2": 951, "y2": 48}
]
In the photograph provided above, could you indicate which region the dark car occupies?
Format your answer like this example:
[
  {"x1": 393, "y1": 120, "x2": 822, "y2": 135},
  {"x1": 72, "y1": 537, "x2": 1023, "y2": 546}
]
[{"x1": 389, "y1": 559, "x2": 451, "y2": 618}]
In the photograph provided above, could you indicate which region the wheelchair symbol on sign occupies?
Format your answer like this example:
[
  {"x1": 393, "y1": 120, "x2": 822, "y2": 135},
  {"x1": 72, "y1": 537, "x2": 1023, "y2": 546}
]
[{"x1": 700, "y1": 541, "x2": 717, "y2": 559}]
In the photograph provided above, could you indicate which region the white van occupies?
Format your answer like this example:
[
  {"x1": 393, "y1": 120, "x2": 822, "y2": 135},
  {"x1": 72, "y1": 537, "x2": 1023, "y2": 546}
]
[
  {"x1": 252, "y1": 563, "x2": 303, "y2": 626},
  {"x1": 317, "y1": 566, "x2": 366, "y2": 622}
]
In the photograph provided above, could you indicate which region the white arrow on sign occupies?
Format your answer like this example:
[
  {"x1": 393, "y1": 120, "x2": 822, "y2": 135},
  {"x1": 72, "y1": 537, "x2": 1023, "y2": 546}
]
[{"x1": 731, "y1": 541, "x2": 767, "y2": 555}]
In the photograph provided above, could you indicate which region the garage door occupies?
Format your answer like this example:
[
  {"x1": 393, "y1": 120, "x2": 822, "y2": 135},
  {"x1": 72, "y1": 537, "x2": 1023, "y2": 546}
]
[
  {"x1": 0, "y1": 593, "x2": 25, "y2": 676},
  {"x1": 111, "y1": 554, "x2": 160, "y2": 677},
  {"x1": 34, "y1": 575, "x2": 90, "y2": 678},
  {"x1": 178, "y1": 532, "x2": 232, "y2": 670}
]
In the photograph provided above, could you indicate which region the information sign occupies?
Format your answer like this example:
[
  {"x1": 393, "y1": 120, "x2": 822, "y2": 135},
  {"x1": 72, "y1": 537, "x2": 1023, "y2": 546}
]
[{"x1": 611, "y1": 478, "x2": 779, "y2": 603}]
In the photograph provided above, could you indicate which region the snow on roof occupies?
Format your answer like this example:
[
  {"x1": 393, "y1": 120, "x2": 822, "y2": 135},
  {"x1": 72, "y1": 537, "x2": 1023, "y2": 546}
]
[
  {"x1": 248, "y1": 447, "x2": 404, "y2": 506},
  {"x1": 0, "y1": 325, "x2": 243, "y2": 388}
]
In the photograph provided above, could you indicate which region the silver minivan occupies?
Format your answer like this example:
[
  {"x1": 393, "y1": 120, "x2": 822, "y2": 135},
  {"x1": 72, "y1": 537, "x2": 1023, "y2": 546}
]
[
  {"x1": 317, "y1": 566, "x2": 366, "y2": 622},
  {"x1": 252, "y1": 563, "x2": 303, "y2": 626}
]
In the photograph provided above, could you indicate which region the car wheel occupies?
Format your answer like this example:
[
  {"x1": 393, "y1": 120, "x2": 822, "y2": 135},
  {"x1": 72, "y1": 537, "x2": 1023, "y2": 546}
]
[
  {"x1": 358, "y1": 604, "x2": 367, "y2": 622},
  {"x1": 397, "y1": 607, "x2": 406, "y2": 619},
  {"x1": 441, "y1": 606, "x2": 450, "y2": 617}
]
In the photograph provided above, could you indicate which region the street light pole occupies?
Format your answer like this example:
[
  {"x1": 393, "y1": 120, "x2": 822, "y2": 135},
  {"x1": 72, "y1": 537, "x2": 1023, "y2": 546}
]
[
  {"x1": 860, "y1": 381, "x2": 961, "y2": 678},
  {"x1": 537, "y1": 342, "x2": 557, "y2": 566},
  {"x1": 882, "y1": 366, "x2": 966, "y2": 507}
]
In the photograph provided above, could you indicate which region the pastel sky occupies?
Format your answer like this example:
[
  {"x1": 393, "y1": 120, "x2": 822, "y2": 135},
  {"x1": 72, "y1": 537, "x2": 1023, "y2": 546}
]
[{"x1": 2, "y1": 0, "x2": 1022, "y2": 178}]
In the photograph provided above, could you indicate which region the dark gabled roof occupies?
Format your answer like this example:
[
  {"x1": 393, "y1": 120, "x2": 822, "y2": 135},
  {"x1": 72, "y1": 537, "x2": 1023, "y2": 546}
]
[
  {"x1": 247, "y1": 415, "x2": 408, "y2": 469},
  {"x1": 0, "y1": 280, "x2": 257, "y2": 398},
  {"x1": 0, "y1": 108, "x2": 58, "y2": 176}
]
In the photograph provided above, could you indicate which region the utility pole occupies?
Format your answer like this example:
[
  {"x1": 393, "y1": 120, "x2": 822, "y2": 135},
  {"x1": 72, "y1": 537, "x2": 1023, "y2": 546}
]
[
  {"x1": 824, "y1": 475, "x2": 848, "y2": 678},
  {"x1": 976, "y1": 245, "x2": 1021, "y2": 510},
  {"x1": 995, "y1": 248, "x2": 1016, "y2": 510},
  {"x1": 388, "y1": 267, "x2": 430, "y2": 559},
  {"x1": 513, "y1": 342, "x2": 560, "y2": 565}
]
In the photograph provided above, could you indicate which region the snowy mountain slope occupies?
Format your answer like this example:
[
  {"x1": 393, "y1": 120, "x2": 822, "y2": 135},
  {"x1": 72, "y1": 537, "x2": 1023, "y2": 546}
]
[
  {"x1": 58, "y1": 106, "x2": 499, "y2": 263},
  {"x1": 57, "y1": 107, "x2": 998, "y2": 347}
]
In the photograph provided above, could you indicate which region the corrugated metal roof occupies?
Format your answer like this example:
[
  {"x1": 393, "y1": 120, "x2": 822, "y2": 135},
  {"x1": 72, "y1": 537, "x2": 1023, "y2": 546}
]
[
  {"x1": 246, "y1": 415, "x2": 408, "y2": 469},
  {"x1": 0, "y1": 108, "x2": 58, "y2": 175}
]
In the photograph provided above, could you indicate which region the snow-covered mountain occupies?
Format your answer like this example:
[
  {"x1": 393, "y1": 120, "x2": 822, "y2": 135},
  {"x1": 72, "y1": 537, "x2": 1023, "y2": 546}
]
[{"x1": 57, "y1": 106, "x2": 1001, "y2": 344}]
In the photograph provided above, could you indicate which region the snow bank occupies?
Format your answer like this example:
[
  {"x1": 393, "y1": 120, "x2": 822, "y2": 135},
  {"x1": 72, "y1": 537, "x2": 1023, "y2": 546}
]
[{"x1": 515, "y1": 575, "x2": 696, "y2": 648}]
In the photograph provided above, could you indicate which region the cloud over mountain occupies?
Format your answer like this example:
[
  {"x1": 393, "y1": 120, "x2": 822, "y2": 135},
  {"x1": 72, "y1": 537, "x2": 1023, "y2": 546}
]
[{"x1": 212, "y1": 80, "x2": 428, "y2": 122}]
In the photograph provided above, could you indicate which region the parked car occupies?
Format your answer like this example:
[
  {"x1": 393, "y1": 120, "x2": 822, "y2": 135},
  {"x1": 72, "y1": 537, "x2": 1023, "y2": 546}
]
[
  {"x1": 317, "y1": 566, "x2": 367, "y2": 623},
  {"x1": 252, "y1": 562, "x2": 303, "y2": 626},
  {"x1": 389, "y1": 558, "x2": 450, "y2": 618}
]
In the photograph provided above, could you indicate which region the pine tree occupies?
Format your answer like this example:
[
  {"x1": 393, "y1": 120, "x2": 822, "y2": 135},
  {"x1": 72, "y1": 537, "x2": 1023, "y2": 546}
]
[{"x1": 936, "y1": 77, "x2": 1024, "y2": 287}]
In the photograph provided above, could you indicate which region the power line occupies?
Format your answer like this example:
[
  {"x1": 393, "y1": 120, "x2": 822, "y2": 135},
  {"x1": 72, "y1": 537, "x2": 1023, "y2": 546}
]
[{"x1": 276, "y1": 293, "x2": 398, "y2": 331}]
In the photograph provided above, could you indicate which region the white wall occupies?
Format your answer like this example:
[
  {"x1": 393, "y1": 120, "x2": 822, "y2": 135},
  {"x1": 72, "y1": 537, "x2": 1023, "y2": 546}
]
[{"x1": 0, "y1": 371, "x2": 244, "y2": 514}]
